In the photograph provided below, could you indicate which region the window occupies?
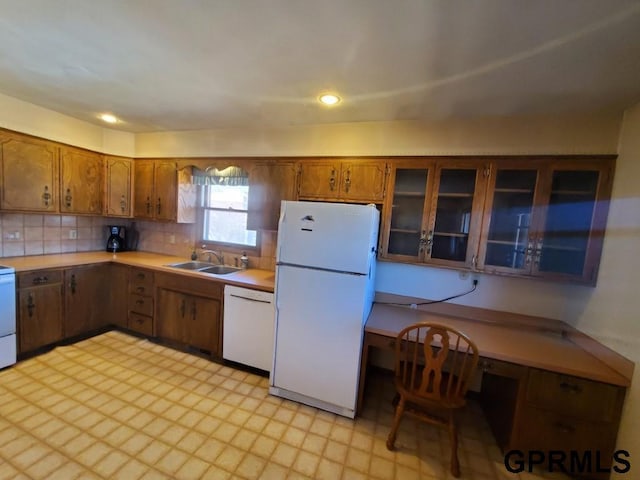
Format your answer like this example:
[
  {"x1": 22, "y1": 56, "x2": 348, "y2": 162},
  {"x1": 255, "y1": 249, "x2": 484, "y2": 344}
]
[{"x1": 197, "y1": 167, "x2": 258, "y2": 249}]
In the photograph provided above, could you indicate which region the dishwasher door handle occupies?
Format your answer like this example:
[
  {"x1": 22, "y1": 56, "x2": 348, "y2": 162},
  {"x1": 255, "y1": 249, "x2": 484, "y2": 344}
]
[{"x1": 229, "y1": 293, "x2": 272, "y2": 304}]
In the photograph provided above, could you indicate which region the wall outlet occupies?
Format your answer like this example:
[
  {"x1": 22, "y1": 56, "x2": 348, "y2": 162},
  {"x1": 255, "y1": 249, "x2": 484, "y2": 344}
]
[
  {"x1": 169, "y1": 234, "x2": 176, "y2": 244},
  {"x1": 458, "y1": 271, "x2": 469, "y2": 280},
  {"x1": 69, "y1": 229, "x2": 77, "y2": 239}
]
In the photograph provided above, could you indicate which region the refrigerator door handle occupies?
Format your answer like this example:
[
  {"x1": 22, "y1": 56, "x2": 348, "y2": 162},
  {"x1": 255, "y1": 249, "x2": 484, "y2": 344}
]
[{"x1": 276, "y1": 262, "x2": 366, "y2": 276}]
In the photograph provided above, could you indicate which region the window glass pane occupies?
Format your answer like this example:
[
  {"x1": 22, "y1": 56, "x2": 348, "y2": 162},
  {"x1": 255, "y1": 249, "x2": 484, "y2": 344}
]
[
  {"x1": 203, "y1": 210, "x2": 257, "y2": 246},
  {"x1": 204, "y1": 185, "x2": 249, "y2": 210}
]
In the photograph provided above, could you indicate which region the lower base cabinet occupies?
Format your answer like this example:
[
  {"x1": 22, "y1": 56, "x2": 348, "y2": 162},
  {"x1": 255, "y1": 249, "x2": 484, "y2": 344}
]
[
  {"x1": 18, "y1": 270, "x2": 64, "y2": 353},
  {"x1": 65, "y1": 264, "x2": 109, "y2": 337},
  {"x1": 156, "y1": 273, "x2": 222, "y2": 357},
  {"x1": 481, "y1": 367, "x2": 626, "y2": 480}
]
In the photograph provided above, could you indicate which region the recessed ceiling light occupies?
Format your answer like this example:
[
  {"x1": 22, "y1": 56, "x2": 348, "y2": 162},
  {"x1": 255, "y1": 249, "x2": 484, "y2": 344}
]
[
  {"x1": 318, "y1": 93, "x2": 341, "y2": 106},
  {"x1": 100, "y1": 113, "x2": 118, "y2": 124}
]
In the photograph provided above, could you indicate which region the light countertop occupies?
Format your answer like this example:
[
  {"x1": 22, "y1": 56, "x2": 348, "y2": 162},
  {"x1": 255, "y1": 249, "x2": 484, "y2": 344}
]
[{"x1": 0, "y1": 251, "x2": 276, "y2": 292}]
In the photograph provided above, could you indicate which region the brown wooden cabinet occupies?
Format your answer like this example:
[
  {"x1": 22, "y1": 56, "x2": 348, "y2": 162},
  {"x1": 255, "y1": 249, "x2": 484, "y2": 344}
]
[
  {"x1": 478, "y1": 157, "x2": 615, "y2": 284},
  {"x1": 107, "y1": 263, "x2": 129, "y2": 328},
  {"x1": 381, "y1": 156, "x2": 614, "y2": 284},
  {"x1": 516, "y1": 369, "x2": 625, "y2": 479},
  {"x1": 17, "y1": 270, "x2": 64, "y2": 353},
  {"x1": 64, "y1": 264, "x2": 108, "y2": 338},
  {"x1": 133, "y1": 159, "x2": 194, "y2": 222},
  {"x1": 127, "y1": 267, "x2": 155, "y2": 336},
  {"x1": 247, "y1": 161, "x2": 298, "y2": 231},
  {"x1": 155, "y1": 273, "x2": 222, "y2": 357},
  {"x1": 381, "y1": 158, "x2": 488, "y2": 269},
  {"x1": 104, "y1": 156, "x2": 133, "y2": 217},
  {"x1": 60, "y1": 146, "x2": 103, "y2": 214},
  {"x1": 297, "y1": 159, "x2": 387, "y2": 203},
  {"x1": 0, "y1": 130, "x2": 59, "y2": 213}
]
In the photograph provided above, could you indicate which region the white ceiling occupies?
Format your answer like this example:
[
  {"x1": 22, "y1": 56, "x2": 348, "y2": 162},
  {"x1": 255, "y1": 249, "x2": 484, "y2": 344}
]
[{"x1": 0, "y1": 0, "x2": 639, "y2": 133}]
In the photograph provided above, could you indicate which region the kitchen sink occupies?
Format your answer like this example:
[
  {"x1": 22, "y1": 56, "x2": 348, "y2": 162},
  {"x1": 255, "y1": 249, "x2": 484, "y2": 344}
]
[
  {"x1": 199, "y1": 265, "x2": 242, "y2": 275},
  {"x1": 166, "y1": 261, "x2": 215, "y2": 270},
  {"x1": 165, "y1": 261, "x2": 242, "y2": 275}
]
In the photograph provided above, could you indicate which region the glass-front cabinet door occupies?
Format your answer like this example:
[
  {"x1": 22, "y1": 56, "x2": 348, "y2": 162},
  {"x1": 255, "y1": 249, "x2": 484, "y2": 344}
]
[
  {"x1": 425, "y1": 162, "x2": 487, "y2": 268},
  {"x1": 479, "y1": 164, "x2": 541, "y2": 274},
  {"x1": 380, "y1": 161, "x2": 433, "y2": 262},
  {"x1": 532, "y1": 161, "x2": 613, "y2": 284}
]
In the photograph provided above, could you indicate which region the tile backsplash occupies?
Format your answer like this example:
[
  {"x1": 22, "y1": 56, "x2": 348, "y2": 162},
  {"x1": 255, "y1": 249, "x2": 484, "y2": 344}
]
[
  {"x1": 0, "y1": 213, "x2": 116, "y2": 257},
  {"x1": 1, "y1": 213, "x2": 277, "y2": 271},
  {"x1": 135, "y1": 220, "x2": 277, "y2": 271}
]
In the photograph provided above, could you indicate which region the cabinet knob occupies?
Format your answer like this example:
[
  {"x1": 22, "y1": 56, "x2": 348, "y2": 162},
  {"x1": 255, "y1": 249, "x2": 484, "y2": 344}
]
[
  {"x1": 120, "y1": 195, "x2": 127, "y2": 212},
  {"x1": 65, "y1": 188, "x2": 72, "y2": 208},
  {"x1": 157, "y1": 197, "x2": 162, "y2": 215},
  {"x1": 180, "y1": 299, "x2": 186, "y2": 318},
  {"x1": 70, "y1": 274, "x2": 77, "y2": 294},
  {"x1": 344, "y1": 169, "x2": 351, "y2": 193},
  {"x1": 146, "y1": 196, "x2": 151, "y2": 214}
]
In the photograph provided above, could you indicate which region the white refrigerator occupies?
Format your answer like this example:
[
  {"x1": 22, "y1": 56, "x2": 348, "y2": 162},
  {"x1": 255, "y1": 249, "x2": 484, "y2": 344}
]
[{"x1": 269, "y1": 201, "x2": 379, "y2": 418}]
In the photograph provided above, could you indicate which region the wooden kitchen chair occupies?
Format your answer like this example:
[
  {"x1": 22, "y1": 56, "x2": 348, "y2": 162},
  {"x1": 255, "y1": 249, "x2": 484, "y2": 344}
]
[{"x1": 386, "y1": 322, "x2": 479, "y2": 478}]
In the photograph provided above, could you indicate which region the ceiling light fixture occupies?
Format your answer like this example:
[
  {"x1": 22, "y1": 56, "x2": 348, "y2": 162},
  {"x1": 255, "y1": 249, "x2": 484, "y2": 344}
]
[
  {"x1": 100, "y1": 113, "x2": 118, "y2": 124},
  {"x1": 318, "y1": 93, "x2": 341, "y2": 106}
]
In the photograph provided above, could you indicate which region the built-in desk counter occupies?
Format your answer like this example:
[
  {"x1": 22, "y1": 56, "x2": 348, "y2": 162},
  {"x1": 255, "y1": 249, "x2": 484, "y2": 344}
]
[{"x1": 360, "y1": 293, "x2": 633, "y2": 479}]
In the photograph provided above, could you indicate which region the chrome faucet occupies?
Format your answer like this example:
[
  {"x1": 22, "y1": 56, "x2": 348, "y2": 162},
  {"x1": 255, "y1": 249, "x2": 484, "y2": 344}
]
[{"x1": 200, "y1": 246, "x2": 224, "y2": 265}]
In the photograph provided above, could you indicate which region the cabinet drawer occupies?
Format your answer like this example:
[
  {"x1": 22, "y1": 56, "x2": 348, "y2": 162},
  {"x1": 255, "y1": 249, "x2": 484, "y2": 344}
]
[
  {"x1": 517, "y1": 405, "x2": 616, "y2": 460},
  {"x1": 526, "y1": 369, "x2": 622, "y2": 421},
  {"x1": 129, "y1": 269, "x2": 154, "y2": 291},
  {"x1": 18, "y1": 270, "x2": 63, "y2": 287},
  {"x1": 129, "y1": 283, "x2": 153, "y2": 296},
  {"x1": 478, "y1": 358, "x2": 527, "y2": 379},
  {"x1": 128, "y1": 294, "x2": 154, "y2": 317},
  {"x1": 128, "y1": 312, "x2": 153, "y2": 336}
]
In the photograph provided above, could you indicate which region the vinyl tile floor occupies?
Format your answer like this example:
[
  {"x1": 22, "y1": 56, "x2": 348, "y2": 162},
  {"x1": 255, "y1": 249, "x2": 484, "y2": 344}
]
[{"x1": 0, "y1": 330, "x2": 571, "y2": 479}]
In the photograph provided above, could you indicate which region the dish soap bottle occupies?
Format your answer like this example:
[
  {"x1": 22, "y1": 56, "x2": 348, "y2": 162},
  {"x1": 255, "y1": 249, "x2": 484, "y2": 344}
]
[{"x1": 240, "y1": 252, "x2": 249, "y2": 270}]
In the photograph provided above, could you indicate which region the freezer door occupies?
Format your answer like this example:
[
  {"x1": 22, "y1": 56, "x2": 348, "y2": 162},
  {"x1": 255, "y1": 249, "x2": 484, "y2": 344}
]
[
  {"x1": 271, "y1": 265, "x2": 370, "y2": 411},
  {"x1": 277, "y1": 201, "x2": 379, "y2": 274}
]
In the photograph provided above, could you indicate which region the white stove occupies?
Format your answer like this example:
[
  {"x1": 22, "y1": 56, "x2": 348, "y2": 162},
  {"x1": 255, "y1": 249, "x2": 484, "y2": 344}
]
[{"x1": 0, "y1": 265, "x2": 16, "y2": 369}]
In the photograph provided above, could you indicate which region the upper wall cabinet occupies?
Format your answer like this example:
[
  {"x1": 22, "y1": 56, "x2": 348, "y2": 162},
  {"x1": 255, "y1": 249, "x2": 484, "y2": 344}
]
[
  {"x1": 297, "y1": 159, "x2": 388, "y2": 203},
  {"x1": 247, "y1": 161, "x2": 298, "y2": 231},
  {"x1": 134, "y1": 159, "x2": 195, "y2": 222},
  {"x1": 0, "y1": 131, "x2": 59, "y2": 212},
  {"x1": 60, "y1": 146, "x2": 103, "y2": 215},
  {"x1": 104, "y1": 155, "x2": 133, "y2": 217},
  {"x1": 478, "y1": 157, "x2": 614, "y2": 284},
  {"x1": 380, "y1": 159, "x2": 488, "y2": 270},
  {"x1": 381, "y1": 156, "x2": 615, "y2": 284}
]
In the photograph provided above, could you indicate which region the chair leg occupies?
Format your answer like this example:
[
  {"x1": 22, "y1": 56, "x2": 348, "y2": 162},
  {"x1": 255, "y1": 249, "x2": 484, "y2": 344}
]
[
  {"x1": 448, "y1": 412, "x2": 460, "y2": 477},
  {"x1": 386, "y1": 395, "x2": 405, "y2": 451}
]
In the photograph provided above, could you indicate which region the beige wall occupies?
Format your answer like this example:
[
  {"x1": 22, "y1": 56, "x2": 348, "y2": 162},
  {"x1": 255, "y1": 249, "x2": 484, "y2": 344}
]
[
  {"x1": 0, "y1": 93, "x2": 135, "y2": 156},
  {"x1": 135, "y1": 112, "x2": 621, "y2": 157}
]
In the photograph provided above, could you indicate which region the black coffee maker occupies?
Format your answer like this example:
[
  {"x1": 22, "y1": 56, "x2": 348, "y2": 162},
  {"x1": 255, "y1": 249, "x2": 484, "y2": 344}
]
[{"x1": 106, "y1": 226, "x2": 127, "y2": 252}]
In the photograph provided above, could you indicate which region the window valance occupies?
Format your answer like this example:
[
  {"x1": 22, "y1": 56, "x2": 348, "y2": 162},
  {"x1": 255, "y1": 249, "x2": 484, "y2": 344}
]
[{"x1": 192, "y1": 166, "x2": 249, "y2": 186}]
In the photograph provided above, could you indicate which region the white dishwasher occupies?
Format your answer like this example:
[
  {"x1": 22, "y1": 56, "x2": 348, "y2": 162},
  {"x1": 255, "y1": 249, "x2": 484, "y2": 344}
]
[{"x1": 223, "y1": 285, "x2": 275, "y2": 371}]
